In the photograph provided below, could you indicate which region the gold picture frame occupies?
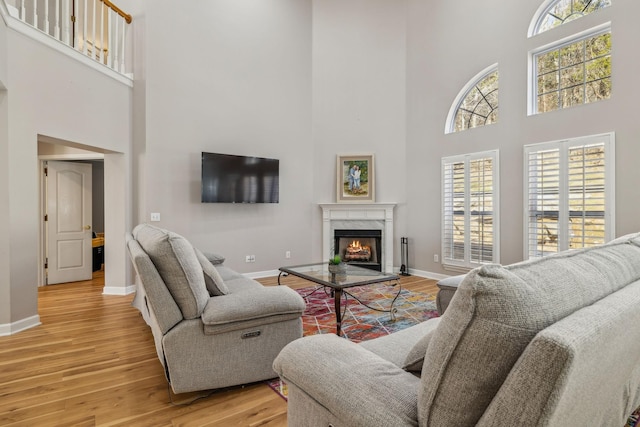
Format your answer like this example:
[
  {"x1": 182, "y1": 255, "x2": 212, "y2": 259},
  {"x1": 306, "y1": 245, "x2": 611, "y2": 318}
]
[{"x1": 336, "y1": 154, "x2": 375, "y2": 203}]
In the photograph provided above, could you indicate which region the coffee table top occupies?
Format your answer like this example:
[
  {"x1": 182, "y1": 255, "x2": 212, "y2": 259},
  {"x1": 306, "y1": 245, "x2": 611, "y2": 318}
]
[{"x1": 279, "y1": 263, "x2": 399, "y2": 290}]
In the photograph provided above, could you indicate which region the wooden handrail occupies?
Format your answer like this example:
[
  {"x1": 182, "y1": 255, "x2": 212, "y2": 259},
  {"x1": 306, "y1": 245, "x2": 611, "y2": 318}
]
[{"x1": 99, "y1": 0, "x2": 132, "y2": 24}]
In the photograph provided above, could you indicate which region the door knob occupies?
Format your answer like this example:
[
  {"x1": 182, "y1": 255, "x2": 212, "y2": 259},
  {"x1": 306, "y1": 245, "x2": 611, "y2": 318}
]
[{"x1": 84, "y1": 225, "x2": 91, "y2": 230}]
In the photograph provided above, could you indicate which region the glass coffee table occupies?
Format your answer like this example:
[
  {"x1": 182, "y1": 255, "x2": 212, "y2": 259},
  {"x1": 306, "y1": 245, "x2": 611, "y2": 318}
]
[{"x1": 278, "y1": 263, "x2": 400, "y2": 336}]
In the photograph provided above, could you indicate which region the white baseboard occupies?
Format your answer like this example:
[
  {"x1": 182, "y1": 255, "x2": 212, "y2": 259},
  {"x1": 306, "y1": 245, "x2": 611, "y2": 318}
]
[
  {"x1": 0, "y1": 315, "x2": 41, "y2": 336},
  {"x1": 103, "y1": 284, "x2": 137, "y2": 296},
  {"x1": 245, "y1": 269, "x2": 281, "y2": 280},
  {"x1": 405, "y1": 268, "x2": 450, "y2": 281}
]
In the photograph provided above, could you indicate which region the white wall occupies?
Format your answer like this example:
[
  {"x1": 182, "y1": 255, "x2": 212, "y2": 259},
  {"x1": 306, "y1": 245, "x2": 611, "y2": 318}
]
[
  {"x1": 406, "y1": 0, "x2": 640, "y2": 273},
  {"x1": 0, "y1": 0, "x2": 9, "y2": 328},
  {"x1": 1, "y1": 21, "x2": 133, "y2": 329},
  {"x1": 137, "y1": 0, "x2": 409, "y2": 272},
  {"x1": 140, "y1": 0, "x2": 314, "y2": 272},
  {"x1": 311, "y1": 0, "x2": 408, "y2": 260}
]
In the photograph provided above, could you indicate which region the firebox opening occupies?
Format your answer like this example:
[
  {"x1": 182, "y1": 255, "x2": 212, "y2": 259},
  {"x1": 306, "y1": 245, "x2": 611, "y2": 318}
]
[{"x1": 334, "y1": 229, "x2": 382, "y2": 271}]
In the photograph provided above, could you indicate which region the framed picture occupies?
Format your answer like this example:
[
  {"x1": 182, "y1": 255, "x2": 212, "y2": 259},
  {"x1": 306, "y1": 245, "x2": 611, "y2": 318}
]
[{"x1": 336, "y1": 154, "x2": 375, "y2": 203}]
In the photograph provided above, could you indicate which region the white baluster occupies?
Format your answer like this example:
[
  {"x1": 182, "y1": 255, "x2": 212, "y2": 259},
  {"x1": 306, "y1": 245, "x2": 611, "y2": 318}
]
[
  {"x1": 82, "y1": 0, "x2": 88, "y2": 55},
  {"x1": 20, "y1": 0, "x2": 26, "y2": 22},
  {"x1": 91, "y1": 0, "x2": 96, "y2": 59},
  {"x1": 107, "y1": 8, "x2": 113, "y2": 68},
  {"x1": 99, "y1": 1, "x2": 105, "y2": 64},
  {"x1": 61, "y1": 0, "x2": 70, "y2": 45},
  {"x1": 54, "y1": 0, "x2": 60, "y2": 40},
  {"x1": 120, "y1": 14, "x2": 126, "y2": 73},
  {"x1": 43, "y1": 0, "x2": 49, "y2": 34},
  {"x1": 112, "y1": 12, "x2": 119, "y2": 72},
  {"x1": 32, "y1": 0, "x2": 37, "y2": 28}
]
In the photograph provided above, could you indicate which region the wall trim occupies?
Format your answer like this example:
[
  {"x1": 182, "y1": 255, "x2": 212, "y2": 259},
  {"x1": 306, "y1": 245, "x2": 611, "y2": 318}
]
[
  {"x1": 103, "y1": 285, "x2": 136, "y2": 296},
  {"x1": 0, "y1": 315, "x2": 42, "y2": 336},
  {"x1": 406, "y1": 268, "x2": 450, "y2": 281}
]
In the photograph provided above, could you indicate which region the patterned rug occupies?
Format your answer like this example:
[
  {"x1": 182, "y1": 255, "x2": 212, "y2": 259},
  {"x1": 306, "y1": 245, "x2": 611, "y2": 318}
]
[
  {"x1": 627, "y1": 407, "x2": 640, "y2": 427},
  {"x1": 266, "y1": 283, "x2": 439, "y2": 399}
]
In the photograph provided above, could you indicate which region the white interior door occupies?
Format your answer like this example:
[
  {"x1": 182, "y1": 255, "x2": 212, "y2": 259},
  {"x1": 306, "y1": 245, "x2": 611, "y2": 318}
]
[{"x1": 46, "y1": 161, "x2": 93, "y2": 285}]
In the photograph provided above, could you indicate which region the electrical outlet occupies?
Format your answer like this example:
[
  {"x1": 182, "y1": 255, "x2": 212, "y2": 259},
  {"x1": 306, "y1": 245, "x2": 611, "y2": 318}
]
[
  {"x1": 250, "y1": 255, "x2": 255, "y2": 262},
  {"x1": 285, "y1": 251, "x2": 291, "y2": 259},
  {"x1": 245, "y1": 255, "x2": 252, "y2": 263},
  {"x1": 150, "y1": 212, "x2": 161, "y2": 222},
  {"x1": 434, "y1": 254, "x2": 439, "y2": 263}
]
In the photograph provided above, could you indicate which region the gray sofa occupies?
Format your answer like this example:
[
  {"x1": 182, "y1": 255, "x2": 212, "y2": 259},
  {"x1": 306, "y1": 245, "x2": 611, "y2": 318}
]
[
  {"x1": 274, "y1": 233, "x2": 640, "y2": 426},
  {"x1": 127, "y1": 223, "x2": 306, "y2": 394}
]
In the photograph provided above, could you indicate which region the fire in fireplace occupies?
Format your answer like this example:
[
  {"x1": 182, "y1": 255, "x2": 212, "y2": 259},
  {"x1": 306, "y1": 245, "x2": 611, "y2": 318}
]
[
  {"x1": 344, "y1": 240, "x2": 371, "y2": 261},
  {"x1": 334, "y1": 229, "x2": 382, "y2": 271}
]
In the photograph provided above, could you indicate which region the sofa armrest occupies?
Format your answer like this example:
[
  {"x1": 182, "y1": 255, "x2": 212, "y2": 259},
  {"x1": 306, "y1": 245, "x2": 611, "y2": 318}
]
[
  {"x1": 201, "y1": 286, "x2": 305, "y2": 334},
  {"x1": 273, "y1": 334, "x2": 420, "y2": 427}
]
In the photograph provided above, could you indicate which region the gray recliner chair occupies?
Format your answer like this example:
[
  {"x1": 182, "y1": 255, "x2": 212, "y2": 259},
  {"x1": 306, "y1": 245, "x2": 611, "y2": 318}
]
[{"x1": 127, "y1": 223, "x2": 306, "y2": 394}]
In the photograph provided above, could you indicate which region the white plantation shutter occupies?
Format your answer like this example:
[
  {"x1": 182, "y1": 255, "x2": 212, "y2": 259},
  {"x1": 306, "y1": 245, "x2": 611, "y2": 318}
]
[
  {"x1": 526, "y1": 148, "x2": 561, "y2": 257},
  {"x1": 442, "y1": 150, "x2": 499, "y2": 270},
  {"x1": 525, "y1": 133, "x2": 614, "y2": 259}
]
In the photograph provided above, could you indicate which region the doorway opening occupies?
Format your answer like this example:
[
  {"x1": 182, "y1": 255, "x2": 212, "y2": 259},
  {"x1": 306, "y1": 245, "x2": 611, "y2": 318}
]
[{"x1": 39, "y1": 139, "x2": 105, "y2": 286}]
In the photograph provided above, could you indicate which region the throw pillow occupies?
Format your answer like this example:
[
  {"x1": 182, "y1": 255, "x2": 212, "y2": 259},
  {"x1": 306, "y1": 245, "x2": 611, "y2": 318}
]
[
  {"x1": 194, "y1": 247, "x2": 229, "y2": 296},
  {"x1": 402, "y1": 317, "x2": 441, "y2": 372},
  {"x1": 133, "y1": 224, "x2": 209, "y2": 319},
  {"x1": 201, "y1": 251, "x2": 225, "y2": 265}
]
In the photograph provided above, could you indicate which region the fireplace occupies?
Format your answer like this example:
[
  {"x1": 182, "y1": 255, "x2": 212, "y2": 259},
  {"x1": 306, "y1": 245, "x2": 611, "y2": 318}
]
[
  {"x1": 320, "y1": 203, "x2": 396, "y2": 273},
  {"x1": 334, "y1": 229, "x2": 382, "y2": 271}
]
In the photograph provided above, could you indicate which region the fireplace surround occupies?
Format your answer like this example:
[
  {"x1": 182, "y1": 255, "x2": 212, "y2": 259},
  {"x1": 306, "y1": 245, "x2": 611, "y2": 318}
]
[{"x1": 320, "y1": 203, "x2": 396, "y2": 273}]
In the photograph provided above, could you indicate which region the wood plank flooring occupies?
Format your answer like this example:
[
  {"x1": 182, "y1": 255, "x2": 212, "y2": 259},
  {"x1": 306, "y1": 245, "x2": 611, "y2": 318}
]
[{"x1": 0, "y1": 270, "x2": 438, "y2": 426}]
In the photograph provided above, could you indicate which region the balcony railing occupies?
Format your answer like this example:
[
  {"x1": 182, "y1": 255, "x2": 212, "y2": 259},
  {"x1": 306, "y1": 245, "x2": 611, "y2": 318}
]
[{"x1": 2, "y1": 0, "x2": 131, "y2": 76}]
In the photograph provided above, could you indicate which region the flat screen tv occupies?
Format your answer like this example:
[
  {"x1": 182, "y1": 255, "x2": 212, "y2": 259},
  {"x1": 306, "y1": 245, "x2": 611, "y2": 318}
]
[{"x1": 201, "y1": 152, "x2": 279, "y2": 203}]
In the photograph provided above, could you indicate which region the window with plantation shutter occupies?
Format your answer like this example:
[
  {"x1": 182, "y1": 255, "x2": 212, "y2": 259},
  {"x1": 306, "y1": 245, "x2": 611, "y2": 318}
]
[
  {"x1": 442, "y1": 150, "x2": 500, "y2": 270},
  {"x1": 524, "y1": 132, "x2": 614, "y2": 259}
]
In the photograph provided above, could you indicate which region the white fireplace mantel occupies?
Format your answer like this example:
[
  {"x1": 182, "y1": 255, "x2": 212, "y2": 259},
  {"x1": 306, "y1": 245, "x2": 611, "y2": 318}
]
[{"x1": 319, "y1": 203, "x2": 397, "y2": 273}]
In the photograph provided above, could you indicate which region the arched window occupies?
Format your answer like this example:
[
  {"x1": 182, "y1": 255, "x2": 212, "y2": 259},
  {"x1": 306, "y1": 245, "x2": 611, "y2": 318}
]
[
  {"x1": 446, "y1": 66, "x2": 498, "y2": 134},
  {"x1": 530, "y1": 0, "x2": 611, "y2": 36}
]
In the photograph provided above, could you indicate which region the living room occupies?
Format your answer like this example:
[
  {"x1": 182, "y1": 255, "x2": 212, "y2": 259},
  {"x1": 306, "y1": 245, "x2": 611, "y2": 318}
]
[{"x1": 1, "y1": 0, "x2": 640, "y2": 424}]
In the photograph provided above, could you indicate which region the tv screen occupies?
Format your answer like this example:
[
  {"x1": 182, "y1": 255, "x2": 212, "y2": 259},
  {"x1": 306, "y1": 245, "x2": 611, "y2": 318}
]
[{"x1": 201, "y1": 152, "x2": 279, "y2": 203}]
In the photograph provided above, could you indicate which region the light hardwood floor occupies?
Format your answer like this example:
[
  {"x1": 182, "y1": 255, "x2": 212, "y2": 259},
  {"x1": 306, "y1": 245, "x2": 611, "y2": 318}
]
[{"x1": 0, "y1": 269, "x2": 438, "y2": 426}]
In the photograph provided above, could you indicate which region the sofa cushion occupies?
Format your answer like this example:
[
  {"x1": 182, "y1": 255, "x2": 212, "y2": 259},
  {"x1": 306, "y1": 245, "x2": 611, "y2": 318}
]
[
  {"x1": 419, "y1": 241, "x2": 640, "y2": 427},
  {"x1": 194, "y1": 248, "x2": 229, "y2": 296},
  {"x1": 402, "y1": 317, "x2": 441, "y2": 372},
  {"x1": 359, "y1": 317, "x2": 441, "y2": 370},
  {"x1": 133, "y1": 224, "x2": 209, "y2": 319}
]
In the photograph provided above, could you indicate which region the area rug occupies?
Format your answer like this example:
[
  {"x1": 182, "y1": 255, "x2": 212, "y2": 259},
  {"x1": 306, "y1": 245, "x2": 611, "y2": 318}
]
[
  {"x1": 627, "y1": 407, "x2": 640, "y2": 427},
  {"x1": 266, "y1": 283, "x2": 439, "y2": 400}
]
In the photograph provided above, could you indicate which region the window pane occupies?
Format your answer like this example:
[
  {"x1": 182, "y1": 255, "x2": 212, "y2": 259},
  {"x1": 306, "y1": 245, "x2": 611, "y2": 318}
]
[
  {"x1": 443, "y1": 162, "x2": 465, "y2": 262},
  {"x1": 526, "y1": 137, "x2": 611, "y2": 259},
  {"x1": 534, "y1": 0, "x2": 611, "y2": 35},
  {"x1": 527, "y1": 149, "x2": 560, "y2": 257},
  {"x1": 561, "y1": 86, "x2": 584, "y2": 108},
  {"x1": 534, "y1": 30, "x2": 611, "y2": 114},
  {"x1": 451, "y1": 70, "x2": 499, "y2": 133},
  {"x1": 567, "y1": 143, "x2": 606, "y2": 249},
  {"x1": 469, "y1": 158, "x2": 494, "y2": 263},
  {"x1": 442, "y1": 152, "x2": 498, "y2": 268},
  {"x1": 560, "y1": 64, "x2": 584, "y2": 89},
  {"x1": 538, "y1": 92, "x2": 559, "y2": 113},
  {"x1": 559, "y1": 43, "x2": 584, "y2": 68},
  {"x1": 538, "y1": 72, "x2": 559, "y2": 95}
]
